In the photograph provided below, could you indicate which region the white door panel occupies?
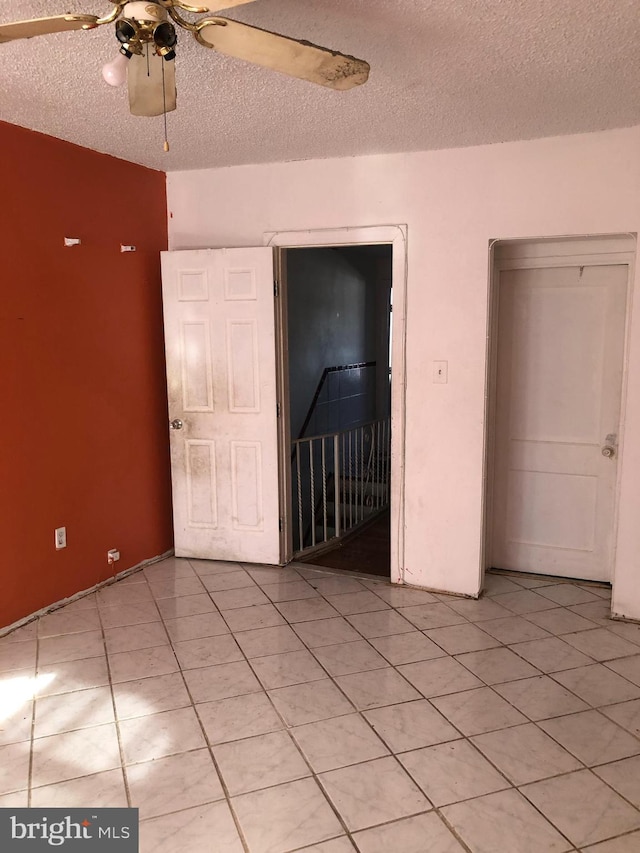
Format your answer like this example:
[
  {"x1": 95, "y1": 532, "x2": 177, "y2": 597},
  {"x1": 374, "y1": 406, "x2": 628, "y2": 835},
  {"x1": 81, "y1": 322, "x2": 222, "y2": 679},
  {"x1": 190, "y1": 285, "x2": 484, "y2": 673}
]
[
  {"x1": 492, "y1": 264, "x2": 626, "y2": 581},
  {"x1": 162, "y1": 248, "x2": 280, "y2": 564}
]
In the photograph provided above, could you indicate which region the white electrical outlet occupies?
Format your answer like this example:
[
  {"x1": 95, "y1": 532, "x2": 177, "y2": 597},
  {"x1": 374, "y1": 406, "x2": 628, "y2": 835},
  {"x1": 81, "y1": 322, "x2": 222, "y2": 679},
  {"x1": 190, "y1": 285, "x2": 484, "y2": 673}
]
[
  {"x1": 55, "y1": 527, "x2": 67, "y2": 550},
  {"x1": 107, "y1": 549, "x2": 120, "y2": 564}
]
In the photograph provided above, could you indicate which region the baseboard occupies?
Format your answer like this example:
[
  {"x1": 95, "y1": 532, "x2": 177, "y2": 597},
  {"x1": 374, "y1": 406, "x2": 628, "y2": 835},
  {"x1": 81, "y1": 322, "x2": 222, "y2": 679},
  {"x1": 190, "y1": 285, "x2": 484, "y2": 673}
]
[{"x1": 0, "y1": 549, "x2": 175, "y2": 638}]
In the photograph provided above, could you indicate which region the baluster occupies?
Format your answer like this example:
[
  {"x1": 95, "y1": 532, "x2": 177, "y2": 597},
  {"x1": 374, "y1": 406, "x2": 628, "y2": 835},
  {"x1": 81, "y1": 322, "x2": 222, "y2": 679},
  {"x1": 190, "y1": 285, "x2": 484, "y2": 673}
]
[
  {"x1": 334, "y1": 433, "x2": 341, "y2": 539},
  {"x1": 385, "y1": 418, "x2": 390, "y2": 505},
  {"x1": 309, "y1": 440, "x2": 316, "y2": 548},
  {"x1": 374, "y1": 421, "x2": 379, "y2": 511},
  {"x1": 321, "y1": 437, "x2": 328, "y2": 543},
  {"x1": 360, "y1": 426, "x2": 364, "y2": 522},
  {"x1": 296, "y1": 442, "x2": 303, "y2": 550},
  {"x1": 348, "y1": 429, "x2": 353, "y2": 530}
]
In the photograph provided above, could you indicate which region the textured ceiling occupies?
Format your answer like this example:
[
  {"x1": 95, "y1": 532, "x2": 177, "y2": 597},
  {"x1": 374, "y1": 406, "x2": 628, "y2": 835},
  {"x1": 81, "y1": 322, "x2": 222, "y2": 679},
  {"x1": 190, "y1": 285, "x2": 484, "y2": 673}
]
[{"x1": 1, "y1": 0, "x2": 639, "y2": 172}]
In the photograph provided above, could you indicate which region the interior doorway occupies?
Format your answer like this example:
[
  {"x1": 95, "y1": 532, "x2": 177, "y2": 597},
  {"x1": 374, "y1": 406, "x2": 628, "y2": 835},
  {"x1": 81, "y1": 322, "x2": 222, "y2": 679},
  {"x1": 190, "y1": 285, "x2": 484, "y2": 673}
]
[
  {"x1": 279, "y1": 244, "x2": 393, "y2": 577},
  {"x1": 485, "y1": 236, "x2": 633, "y2": 585}
]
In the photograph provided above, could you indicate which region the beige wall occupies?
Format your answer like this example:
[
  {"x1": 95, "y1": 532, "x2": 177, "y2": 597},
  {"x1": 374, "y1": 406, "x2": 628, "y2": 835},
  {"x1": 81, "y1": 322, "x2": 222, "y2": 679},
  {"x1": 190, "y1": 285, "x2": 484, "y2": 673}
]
[{"x1": 167, "y1": 126, "x2": 640, "y2": 620}]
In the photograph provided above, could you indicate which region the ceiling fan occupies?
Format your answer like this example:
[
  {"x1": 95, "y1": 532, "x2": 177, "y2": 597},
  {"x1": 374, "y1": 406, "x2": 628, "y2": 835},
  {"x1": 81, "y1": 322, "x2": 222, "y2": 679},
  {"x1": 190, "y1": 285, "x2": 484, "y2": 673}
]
[{"x1": 0, "y1": 1, "x2": 370, "y2": 137}]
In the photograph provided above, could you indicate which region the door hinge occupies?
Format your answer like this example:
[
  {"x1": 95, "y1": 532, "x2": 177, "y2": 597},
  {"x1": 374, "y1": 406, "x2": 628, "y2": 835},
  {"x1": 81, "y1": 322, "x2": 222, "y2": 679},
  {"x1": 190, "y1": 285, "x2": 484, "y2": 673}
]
[
  {"x1": 274, "y1": 279, "x2": 279, "y2": 297},
  {"x1": 277, "y1": 403, "x2": 281, "y2": 418},
  {"x1": 279, "y1": 518, "x2": 283, "y2": 532}
]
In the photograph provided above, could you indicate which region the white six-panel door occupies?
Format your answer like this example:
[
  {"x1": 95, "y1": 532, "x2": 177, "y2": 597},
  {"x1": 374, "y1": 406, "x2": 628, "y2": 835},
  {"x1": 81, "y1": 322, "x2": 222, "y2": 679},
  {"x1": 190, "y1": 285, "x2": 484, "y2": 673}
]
[
  {"x1": 492, "y1": 264, "x2": 627, "y2": 581},
  {"x1": 161, "y1": 248, "x2": 280, "y2": 564}
]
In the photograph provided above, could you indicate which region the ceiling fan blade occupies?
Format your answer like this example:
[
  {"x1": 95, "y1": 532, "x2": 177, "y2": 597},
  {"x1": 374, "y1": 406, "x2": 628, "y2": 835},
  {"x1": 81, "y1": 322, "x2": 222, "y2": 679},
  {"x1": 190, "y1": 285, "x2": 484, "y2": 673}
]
[
  {"x1": 198, "y1": 0, "x2": 256, "y2": 12},
  {"x1": 128, "y1": 51, "x2": 177, "y2": 118},
  {"x1": 0, "y1": 15, "x2": 98, "y2": 44},
  {"x1": 209, "y1": 1, "x2": 258, "y2": 9},
  {"x1": 196, "y1": 18, "x2": 370, "y2": 90}
]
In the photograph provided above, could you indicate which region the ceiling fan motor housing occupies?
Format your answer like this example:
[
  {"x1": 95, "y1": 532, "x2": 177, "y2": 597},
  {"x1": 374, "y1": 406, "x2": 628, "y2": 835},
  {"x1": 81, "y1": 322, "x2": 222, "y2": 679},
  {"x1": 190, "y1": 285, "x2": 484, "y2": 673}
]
[{"x1": 122, "y1": 3, "x2": 168, "y2": 25}]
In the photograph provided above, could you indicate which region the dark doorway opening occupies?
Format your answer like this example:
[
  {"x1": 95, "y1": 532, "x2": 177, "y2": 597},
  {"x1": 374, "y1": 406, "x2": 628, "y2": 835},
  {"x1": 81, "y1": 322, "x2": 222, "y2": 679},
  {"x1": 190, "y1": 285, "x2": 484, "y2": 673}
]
[{"x1": 285, "y1": 244, "x2": 392, "y2": 576}]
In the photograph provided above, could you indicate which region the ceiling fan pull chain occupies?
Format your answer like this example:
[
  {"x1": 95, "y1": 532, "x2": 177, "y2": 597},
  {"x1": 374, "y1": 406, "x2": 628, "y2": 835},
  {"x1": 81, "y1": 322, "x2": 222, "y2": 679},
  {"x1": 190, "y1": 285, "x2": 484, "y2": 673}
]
[
  {"x1": 162, "y1": 58, "x2": 170, "y2": 152},
  {"x1": 146, "y1": 43, "x2": 151, "y2": 77}
]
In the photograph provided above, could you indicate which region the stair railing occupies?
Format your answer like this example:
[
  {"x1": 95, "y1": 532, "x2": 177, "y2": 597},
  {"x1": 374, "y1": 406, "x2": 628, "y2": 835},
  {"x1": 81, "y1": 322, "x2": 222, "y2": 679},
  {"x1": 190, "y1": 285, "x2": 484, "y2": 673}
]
[
  {"x1": 291, "y1": 417, "x2": 391, "y2": 557},
  {"x1": 296, "y1": 361, "x2": 377, "y2": 443}
]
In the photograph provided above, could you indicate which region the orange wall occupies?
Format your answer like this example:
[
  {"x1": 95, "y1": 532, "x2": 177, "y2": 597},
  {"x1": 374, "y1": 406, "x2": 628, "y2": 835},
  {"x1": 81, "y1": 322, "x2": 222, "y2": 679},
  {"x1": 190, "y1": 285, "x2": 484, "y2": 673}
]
[{"x1": 1, "y1": 121, "x2": 173, "y2": 628}]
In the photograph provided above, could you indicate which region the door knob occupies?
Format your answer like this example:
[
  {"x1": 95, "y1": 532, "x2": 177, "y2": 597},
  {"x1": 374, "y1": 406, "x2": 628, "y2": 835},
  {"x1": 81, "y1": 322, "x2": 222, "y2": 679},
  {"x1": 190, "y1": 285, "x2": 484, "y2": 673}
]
[
  {"x1": 602, "y1": 445, "x2": 615, "y2": 458},
  {"x1": 170, "y1": 418, "x2": 183, "y2": 430}
]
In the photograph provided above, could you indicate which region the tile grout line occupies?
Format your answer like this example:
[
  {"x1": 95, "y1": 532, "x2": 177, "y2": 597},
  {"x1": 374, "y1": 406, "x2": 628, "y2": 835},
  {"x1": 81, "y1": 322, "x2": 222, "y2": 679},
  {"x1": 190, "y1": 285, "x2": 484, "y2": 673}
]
[
  {"x1": 262, "y1": 568, "x2": 611, "y2": 850},
  {"x1": 189, "y1": 561, "x2": 361, "y2": 848},
  {"x1": 439, "y1": 614, "x2": 640, "y2": 844},
  {"x1": 105, "y1": 564, "x2": 252, "y2": 850},
  {"x1": 515, "y1": 768, "x2": 640, "y2": 851},
  {"x1": 411, "y1": 598, "x2": 640, "y2": 831},
  {"x1": 180, "y1": 561, "x2": 594, "y2": 850},
  {"x1": 26, "y1": 626, "x2": 41, "y2": 807},
  {"x1": 410, "y1": 615, "x2": 638, "y2": 851},
  {"x1": 153, "y1": 563, "x2": 253, "y2": 852},
  {"x1": 273, "y1": 570, "x2": 640, "y2": 847},
  {"x1": 179, "y1": 559, "x2": 388, "y2": 849},
  {"x1": 189, "y1": 559, "x2": 479, "y2": 849},
  {"x1": 93, "y1": 600, "x2": 132, "y2": 810},
  {"x1": 9, "y1": 560, "x2": 640, "y2": 852},
  {"x1": 210, "y1": 576, "x2": 480, "y2": 853}
]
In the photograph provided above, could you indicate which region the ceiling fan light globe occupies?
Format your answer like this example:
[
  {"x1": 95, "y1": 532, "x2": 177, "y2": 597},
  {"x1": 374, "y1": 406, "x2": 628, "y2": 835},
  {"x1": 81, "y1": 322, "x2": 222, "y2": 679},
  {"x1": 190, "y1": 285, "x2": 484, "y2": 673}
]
[{"x1": 102, "y1": 52, "x2": 130, "y2": 87}]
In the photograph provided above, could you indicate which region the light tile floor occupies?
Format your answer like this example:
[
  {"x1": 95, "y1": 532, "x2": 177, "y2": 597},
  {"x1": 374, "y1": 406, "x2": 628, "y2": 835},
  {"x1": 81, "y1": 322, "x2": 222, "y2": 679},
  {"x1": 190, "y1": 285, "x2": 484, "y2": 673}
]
[{"x1": 1, "y1": 559, "x2": 640, "y2": 852}]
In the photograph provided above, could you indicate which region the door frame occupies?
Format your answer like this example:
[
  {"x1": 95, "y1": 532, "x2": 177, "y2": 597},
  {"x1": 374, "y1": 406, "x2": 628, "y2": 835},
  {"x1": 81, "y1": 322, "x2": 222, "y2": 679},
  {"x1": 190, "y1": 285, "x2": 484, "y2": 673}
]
[
  {"x1": 482, "y1": 234, "x2": 636, "y2": 590},
  {"x1": 265, "y1": 225, "x2": 408, "y2": 584}
]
